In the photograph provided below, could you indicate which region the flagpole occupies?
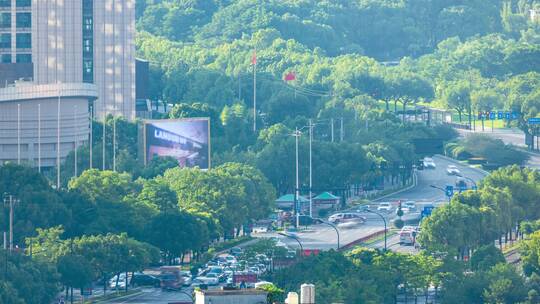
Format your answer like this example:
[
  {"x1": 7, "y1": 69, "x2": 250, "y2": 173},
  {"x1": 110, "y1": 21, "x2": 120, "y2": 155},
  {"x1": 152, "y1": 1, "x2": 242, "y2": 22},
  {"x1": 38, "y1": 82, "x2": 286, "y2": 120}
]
[
  {"x1": 89, "y1": 104, "x2": 93, "y2": 169},
  {"x1": 113, "y1": 116, "x2": 116, "y2": 172},
  {"x1": 74, "y1": 105, "x2": 78, "y2": 177},
  {"x1": 102, "y1": 114, "x2": 106, "y2": 170},
  {"x1": 57, "y1": 88, "x2": 61, "y2": 189},
  {"x1": 17, "y1": 103, "x2": 20, "y2": 164},
  {"x1": 38, "y1": 103, "x2": 41, "y2": 172},
  {"x1": 253, "y1": 49, "x2": 257, "y2": 132}
]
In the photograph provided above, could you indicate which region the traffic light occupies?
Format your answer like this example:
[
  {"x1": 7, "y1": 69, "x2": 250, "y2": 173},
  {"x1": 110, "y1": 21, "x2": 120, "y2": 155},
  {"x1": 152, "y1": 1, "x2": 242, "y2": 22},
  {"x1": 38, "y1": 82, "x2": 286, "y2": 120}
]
[{"x1": 445, "y1": 185, "x2": 454, "y2": 198}]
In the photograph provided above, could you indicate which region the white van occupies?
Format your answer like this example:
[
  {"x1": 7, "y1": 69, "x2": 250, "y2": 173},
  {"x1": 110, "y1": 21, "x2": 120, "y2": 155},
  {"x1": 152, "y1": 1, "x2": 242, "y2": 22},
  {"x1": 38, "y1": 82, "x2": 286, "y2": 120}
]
[
  {"x1": 399, "y1": 227, "x2": 417, "y2": 245},
  {"x1": 328, "y1": 213, "x2": 366, "y2": 224}
]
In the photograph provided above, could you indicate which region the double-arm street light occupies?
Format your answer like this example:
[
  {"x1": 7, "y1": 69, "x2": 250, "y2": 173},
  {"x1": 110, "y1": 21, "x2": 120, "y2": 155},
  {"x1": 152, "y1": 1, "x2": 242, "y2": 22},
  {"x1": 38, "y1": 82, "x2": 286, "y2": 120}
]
[
  {"x1": 292, "y1": 119, "x2": 336, "y2": 227},
  {"x1": 365, "y1": 209, "x2": 387, "y2": 251}
]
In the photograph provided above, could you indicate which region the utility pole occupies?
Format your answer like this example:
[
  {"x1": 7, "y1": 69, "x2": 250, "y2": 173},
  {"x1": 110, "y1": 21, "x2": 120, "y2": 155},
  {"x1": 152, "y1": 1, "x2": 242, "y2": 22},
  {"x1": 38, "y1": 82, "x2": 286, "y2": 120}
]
[
  {"x1": 309, "y1": 120, "x2": 313, "y2": 218},
  {"x1": 253, "y1": 49, "x2": 257, "y2": 132},
  {"x1": 340, "y1": 117, "x2": 344, "y2": 142},
  {"x1": 238, "y1": 73, "x2": 241, "y2": 101},
  {"x1": 3, "y1": 195, "x2": 18, "y2": 252},
  {"x1": 330, "y1": 118, "x2": 334, "y2": 142},
  {"x1": 293, "y1": 128, "x2": 301, "y2": 228}
]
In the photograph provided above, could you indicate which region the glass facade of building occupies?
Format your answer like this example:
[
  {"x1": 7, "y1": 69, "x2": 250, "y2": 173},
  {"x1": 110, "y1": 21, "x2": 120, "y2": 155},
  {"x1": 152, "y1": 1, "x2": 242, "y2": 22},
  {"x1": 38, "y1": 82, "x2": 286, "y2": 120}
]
[
  {"x1": 83, "y1": 0, "x2": 93, "y2": 83},
  {"x1": 0, "y1": 0, "x2": 31, "y2": 63}
]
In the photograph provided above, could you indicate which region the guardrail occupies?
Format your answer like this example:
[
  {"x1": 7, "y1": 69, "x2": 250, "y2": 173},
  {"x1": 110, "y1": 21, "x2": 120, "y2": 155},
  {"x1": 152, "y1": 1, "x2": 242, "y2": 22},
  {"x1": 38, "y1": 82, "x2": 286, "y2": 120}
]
[{"x1": 339, "y1": 229, "x2": 387, "y2": 250}]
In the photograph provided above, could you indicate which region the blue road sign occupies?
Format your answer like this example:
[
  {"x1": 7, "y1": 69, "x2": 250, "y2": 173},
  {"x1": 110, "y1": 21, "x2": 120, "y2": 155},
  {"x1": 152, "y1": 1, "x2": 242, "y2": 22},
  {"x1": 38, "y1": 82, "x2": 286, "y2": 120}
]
[
  {"x1": 489, "y1": 112, "x2": 496, "y2": 120},
  {"x1": 512, "y1": 112, "x2": 519, "y2": 120},
  {"x1": 505, "y1": 112, "x2": 511, "y2": 120},
  {"x1": 498, "y1": 112, "x2": 503, "y2": 119},
  {"x1": 528, "y1": 118, "x2": 540, "y2": 125},
  {"x1": 445, "y1": 185, "x2": 454, "y2": 197},
  {"x1": 421, "y1": 206, "x2": 435, "y2": 218}
]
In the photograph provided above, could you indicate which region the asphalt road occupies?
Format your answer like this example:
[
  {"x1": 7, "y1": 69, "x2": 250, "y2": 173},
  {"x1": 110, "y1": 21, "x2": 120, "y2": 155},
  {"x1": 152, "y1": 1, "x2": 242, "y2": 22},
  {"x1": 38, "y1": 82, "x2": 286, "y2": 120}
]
[
  {"x1": 380, "y1": 155, "x2": 487, "y2": 202},
  {"x1": 101, "y1": 287, "x2": 194, "y2": 304},
  {"x1": 255, "y1": 155, "x2": 487, "y2": 252}
]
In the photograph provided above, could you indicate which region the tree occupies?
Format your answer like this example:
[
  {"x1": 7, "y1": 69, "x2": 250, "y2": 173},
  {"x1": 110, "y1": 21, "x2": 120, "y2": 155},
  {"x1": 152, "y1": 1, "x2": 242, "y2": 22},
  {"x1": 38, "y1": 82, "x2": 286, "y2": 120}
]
[
  {"x1": 0, "y1": 249, "x2": 60, "y2": 304},
  {"x1": 145, "y1": 210, "x2": 209, "y2": 264},
  {"x1": 521, "y1": 230, "x2": 540, "y2": 277},
  {"x1": 136, "y1": 177, "x2": 178, "y2": 213},
  {"x1": 68, "y1": 169, "x2": 136, "y2": 204},
  {"x1": 470, "y1": 245, "x2": 506, "y2": 271},
  {"x1": 418, "y1": 201, "x2": 497, "y2": 257},
  {"x1": 57, "y1": 254, "x2": 94, "y2": 301},
  {"x1": 139, "y1": 156, "x2": 179, "y2": 179},
  {"x1": 471, "y1": 90, "x2": 503, "y2": 130},
  {"x1": 162, "y1": 166, "x2": 250, "y2": 237},
  {"x1": 390, "y1": 72, "x2": 434, "y2": 122},
  {"x1": 443, "y1": 81, "x2": 471, "y2": 123},
  {"x1": 483, "y1": 263, "x2": 527, "y2": 304}
]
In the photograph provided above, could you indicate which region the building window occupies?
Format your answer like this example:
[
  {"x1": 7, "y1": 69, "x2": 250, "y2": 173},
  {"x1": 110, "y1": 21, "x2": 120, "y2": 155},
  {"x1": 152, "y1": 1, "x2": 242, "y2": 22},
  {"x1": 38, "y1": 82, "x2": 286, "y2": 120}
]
[
  {"x1": 0, "y1": 0, "x2": 10, "y2": 8},
  {"x1": 16, "y1": 33, "x2": 30, "y2": 48},
  {"x1": 16, "y1": 53, "x2": 30, "y2": 63},
  {"x1": 83, "y1": 0, "x2": 92, "y2": 12},
  {"x1": 16, "y1": 0, "x2": 31, "y2": 7},
  {"x1": 1, "y1": 54, "x2": 11, "y2": 63},
  {"x1": 83, "y1": 60, "x2": 93, "y2": 83},
  {"x1": 0, "y1": 33, "x2": 10, "y2": 48},
  {"x1": 82, "y1": 0, "x2": 93, "y2": 83},
  {"x1": 83, "y1": 16, "x2": 93, "y2": 35},
  {"x1": 16, "y1": 13, "x2": 31, "y2": 28},
  {"x1": 0, "y1": 13, "x2": 10, "y2": 28},
  {"x1": 83, "y1": 38, "x2": 93, "y2": 53}
]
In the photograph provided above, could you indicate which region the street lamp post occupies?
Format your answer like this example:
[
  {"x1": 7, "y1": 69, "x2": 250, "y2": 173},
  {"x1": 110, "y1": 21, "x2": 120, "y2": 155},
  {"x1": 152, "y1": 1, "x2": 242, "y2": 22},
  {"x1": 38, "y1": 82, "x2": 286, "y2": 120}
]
[
  {"x1": 278, "y1": 232, "x2": 304, "y2": 254},
  {"x1": 456, "y1": 174, "x2": 478, "y2": 191},
  {"x1": 366, "y1": 210, "x2": 387, "y2": 251},
  {"x1": 293, "y1": 128, "x2": 301, "y2": 228},
  {"x1": 430, "y1": 184, "x2": 452, "y2": 202},
  {"x1": 3, "y1": 194, "x2": 19, "y2": 252}
]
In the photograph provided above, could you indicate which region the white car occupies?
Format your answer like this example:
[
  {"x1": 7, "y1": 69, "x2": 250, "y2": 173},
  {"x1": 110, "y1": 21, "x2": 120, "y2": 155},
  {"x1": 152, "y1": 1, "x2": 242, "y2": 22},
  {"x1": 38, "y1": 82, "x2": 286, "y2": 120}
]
[
  {"x1": 423, "y1": 158, "x2": 436, "y2": 169},
  {"x1": 252, "y1": 226, "x2": 269, "y2": 233},
  {"x1": 402, "y1": 201, "x2": 416, "y2": 211},
  {"x1": 377, "y1": 202, "x2": 392, "y2": 212},
  {"x1": 179, "y1": 271, "x2": 192, "y2": 286},
  {"x1": 109, "y1": 273, "x2": 128, "y2": 289},
  {"x1": 446, "y1": 165, "x2": 460, "y2": 175},
  {"x1": 199, "y1": 273, "x2": 219, "y2": 286}
]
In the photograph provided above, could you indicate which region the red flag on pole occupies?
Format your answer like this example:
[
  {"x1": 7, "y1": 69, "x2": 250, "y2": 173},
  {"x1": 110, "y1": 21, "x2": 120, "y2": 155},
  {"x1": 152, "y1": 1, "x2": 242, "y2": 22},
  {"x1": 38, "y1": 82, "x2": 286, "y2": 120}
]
[
  {"x1": 284, "y1": 72, "x2": 296, "y2": 81},
  {"x1": 251, "y1": 50, "x2": 257, "y2": 65}
]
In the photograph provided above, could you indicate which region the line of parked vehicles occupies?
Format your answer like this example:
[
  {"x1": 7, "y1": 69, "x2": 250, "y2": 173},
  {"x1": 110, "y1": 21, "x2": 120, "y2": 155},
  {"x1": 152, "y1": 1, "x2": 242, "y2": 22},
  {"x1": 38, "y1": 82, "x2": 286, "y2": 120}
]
[{"x1": 107, "y1": 246, "x2": 273, "y2": 291}]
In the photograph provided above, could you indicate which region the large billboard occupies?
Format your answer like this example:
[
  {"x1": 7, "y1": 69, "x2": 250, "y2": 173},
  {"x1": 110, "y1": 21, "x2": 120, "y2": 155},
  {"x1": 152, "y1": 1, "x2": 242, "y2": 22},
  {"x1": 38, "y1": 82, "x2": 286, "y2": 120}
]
[{"x1": 144, "y1": 118, "x2": 210, "y2": 169}]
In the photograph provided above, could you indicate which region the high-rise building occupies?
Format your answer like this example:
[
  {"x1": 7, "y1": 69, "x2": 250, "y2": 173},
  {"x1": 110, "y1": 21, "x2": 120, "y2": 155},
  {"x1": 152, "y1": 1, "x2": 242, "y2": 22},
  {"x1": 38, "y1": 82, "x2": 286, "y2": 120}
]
[
  {"x1": 0, "y1": 0, "x2": 136, "y2": 167},
  {"x1": 30, "y1": 0, "x2": 136, "y2": 120}
]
